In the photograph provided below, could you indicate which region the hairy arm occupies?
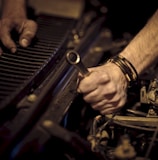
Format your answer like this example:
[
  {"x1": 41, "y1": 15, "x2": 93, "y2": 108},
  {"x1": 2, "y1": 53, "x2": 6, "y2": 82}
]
[
  {"x1": 120, "y1": 9, "x2": 158, "y2": 75},
  {"x1": 77, "y1": 9, "x2": 158, "y2": 115}
]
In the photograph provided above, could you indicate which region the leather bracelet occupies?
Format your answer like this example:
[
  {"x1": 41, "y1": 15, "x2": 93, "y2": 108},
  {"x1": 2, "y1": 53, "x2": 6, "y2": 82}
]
[{"x1": 107, "y1": 55, "x2": 138, "y2": 87}]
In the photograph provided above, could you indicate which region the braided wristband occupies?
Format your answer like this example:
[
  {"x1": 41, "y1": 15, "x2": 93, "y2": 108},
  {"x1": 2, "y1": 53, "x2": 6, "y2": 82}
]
[{"x1": 107, "y1": 55, "x2": 138, "y2": 87}]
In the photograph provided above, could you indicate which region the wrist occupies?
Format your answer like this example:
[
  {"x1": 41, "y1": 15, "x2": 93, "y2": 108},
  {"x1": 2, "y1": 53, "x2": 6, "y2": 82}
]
[
  {"x1": 107, "y1": 55, "x2": 138, "y2": 88},
  {"x1": 2, "y1": 0, "x2": 26, "y2": 18}
]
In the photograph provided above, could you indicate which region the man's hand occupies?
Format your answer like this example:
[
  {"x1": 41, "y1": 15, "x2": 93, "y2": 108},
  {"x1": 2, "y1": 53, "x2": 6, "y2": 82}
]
[
  {"x1": 77, "y1": 62, "x2": 128, "y2": 115},
  {"x1": 0, "y1": 0, "x2": 38, "y2": 55},
  {"x1": 0, "y1": 18, "x2": 37, "y2": 54}
]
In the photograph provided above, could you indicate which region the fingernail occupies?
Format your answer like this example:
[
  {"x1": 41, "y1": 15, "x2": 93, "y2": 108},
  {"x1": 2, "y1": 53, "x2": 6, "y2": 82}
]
[
  {"x1": 11, "y1": 47, "x2": 17, "y2": 53},
  {"x1": 21, "y1": 39, "x2": 29, "y2": 47}
]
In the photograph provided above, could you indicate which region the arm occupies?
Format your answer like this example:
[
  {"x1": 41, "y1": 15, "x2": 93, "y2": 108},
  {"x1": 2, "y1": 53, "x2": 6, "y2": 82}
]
[
  {"x1": 77, "y1": 9, "x2": 158, "y2": 115},
  {"x1": 0, "y1": 0, "x2": 37, "y2": 54},
  {"x1": 1, "y1": 0, "x2": 27, "y2": 18},
  {"x1": 120, "y1": 9, "x2": 158, "y2": 75}
]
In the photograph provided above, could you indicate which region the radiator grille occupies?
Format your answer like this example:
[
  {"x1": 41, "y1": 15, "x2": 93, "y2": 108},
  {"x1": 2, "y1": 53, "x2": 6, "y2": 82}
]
[{"x1": 0, "y1": 15, "x2": 75, "y2": 110}]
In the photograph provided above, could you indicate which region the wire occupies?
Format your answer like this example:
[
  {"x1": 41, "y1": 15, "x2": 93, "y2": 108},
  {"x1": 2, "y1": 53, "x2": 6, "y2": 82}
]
[{"x1": 145, "y1": 122, "x2": 158, "y2": 159}]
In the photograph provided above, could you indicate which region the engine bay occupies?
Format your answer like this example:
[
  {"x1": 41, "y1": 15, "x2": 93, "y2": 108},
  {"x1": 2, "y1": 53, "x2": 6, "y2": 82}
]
[{"x1": 0, "y1": 1, "x2": 158, "y2": 160}]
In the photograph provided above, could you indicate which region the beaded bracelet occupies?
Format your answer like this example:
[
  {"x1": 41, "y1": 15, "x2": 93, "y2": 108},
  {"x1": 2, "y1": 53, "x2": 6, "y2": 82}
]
[{"x1": 107, "y1": 55, "x2": 138, "y2": 87}]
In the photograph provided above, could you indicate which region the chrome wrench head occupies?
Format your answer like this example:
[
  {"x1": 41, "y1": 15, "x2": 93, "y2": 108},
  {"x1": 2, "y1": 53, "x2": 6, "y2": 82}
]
[{"x1": 66, "y1": 50, "x2": 90, "y2": 77}]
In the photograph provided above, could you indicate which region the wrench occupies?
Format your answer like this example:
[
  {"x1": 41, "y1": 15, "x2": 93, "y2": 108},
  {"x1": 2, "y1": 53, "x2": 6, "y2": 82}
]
[{"x1": 66, "y1": 50, "x2": 90, "y2": 77}]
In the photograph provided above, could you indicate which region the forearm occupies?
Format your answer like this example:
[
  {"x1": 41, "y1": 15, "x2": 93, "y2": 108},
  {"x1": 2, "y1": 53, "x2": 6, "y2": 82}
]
[
  {"x1": 120, "y1": 9, "x2": 158, "y2": 75},
  {"x1": 1, "y1": 0, "x2": 27, "y2": 18}
]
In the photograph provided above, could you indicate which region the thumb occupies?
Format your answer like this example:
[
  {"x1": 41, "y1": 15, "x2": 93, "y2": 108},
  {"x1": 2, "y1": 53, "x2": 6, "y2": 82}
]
[{"x1": 19, "y1": 20, "x2": 38, "y2": 47}]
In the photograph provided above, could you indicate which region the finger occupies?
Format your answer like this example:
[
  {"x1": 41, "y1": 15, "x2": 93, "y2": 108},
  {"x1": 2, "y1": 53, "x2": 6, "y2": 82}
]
[
  {"x1": 91, "y1": 92, "x2": 127, "y2": 111},
  {"x1": 100, "y1": 107, "x2": 119, "y2": 115},
  {"x1": 76, "y1": 74, "x2": 84, "y2": 92},
  {"x1": 19, "y1": 20, "x2": 38, "y2": 47},
  {"x1": 77, "y1": 72, "x2": 110, "y2": 94},
  {"x1": 91, "y1": 99, "x2": 114, "y2": 110},
  {"x1": 77, "y1": 83, "x2": 97, "y2": 94},
  {"x1": 99, "y1": 97, "x2": 127, "y2": 115},
  {"x1": 77, "y1": 77, "x2": 98, "y2": 94},
  {"x1": 82, "y1": 83, "x2": 117, "y2": 103},
  {"x1": 0, "y1": 47, "x2": 3, "y2": 55},
  {"x1": 92, "y1": 99, "x2": 117, "y2": 110},
  {"x1": 0, "y1": 26, "x2": 17, "y2": 53}
]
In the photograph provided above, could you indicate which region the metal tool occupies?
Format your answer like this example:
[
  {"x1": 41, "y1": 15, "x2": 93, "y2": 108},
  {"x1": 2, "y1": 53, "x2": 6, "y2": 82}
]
[{"x1": 66, "y1": 50, "x2": 90, "y2": 77}]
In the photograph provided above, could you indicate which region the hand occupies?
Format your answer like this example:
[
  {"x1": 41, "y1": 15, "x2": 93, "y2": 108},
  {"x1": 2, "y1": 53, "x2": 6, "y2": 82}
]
[
  {"x1": 0, "y1": 17, "x2": 37, "y2": 55},
  {"x1": 0, "y1": 0, "x2": 38, "y2": 55},
  {"x1": 77, "y1": 62, "x2": 128, "y2": 115}
]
